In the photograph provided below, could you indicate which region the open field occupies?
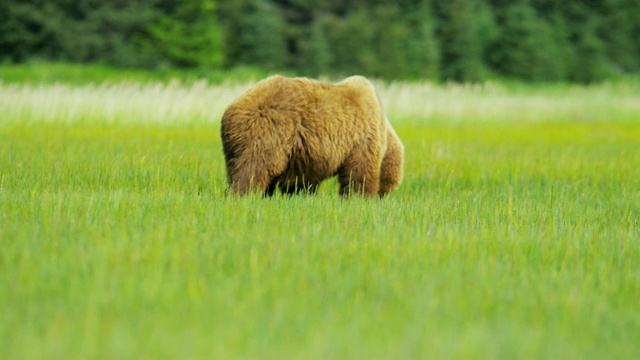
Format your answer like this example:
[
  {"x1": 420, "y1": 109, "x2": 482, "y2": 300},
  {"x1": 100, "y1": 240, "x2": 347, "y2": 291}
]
[{"x1": 1, "y1": 79, "x2": 640, "y2": 359}]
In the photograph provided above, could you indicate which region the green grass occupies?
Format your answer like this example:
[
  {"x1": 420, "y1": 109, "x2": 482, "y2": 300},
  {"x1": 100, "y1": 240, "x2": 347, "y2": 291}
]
[
  {"x1": 1, "y1": 81, "x2": 640, "y2": 359},
  {"x1": 0, "y1": 62, "x2": 277, "y2": 85}
]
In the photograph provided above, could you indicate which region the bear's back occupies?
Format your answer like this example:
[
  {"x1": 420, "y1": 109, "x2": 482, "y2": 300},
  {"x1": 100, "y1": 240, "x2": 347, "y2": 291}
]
[{"x1": 230, "y1": 75, "x2": 376, "y2": 112}]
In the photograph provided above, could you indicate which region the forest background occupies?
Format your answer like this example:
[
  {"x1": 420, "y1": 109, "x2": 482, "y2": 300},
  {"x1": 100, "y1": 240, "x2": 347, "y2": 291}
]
[{"x1": 2, "y1": 0, "x2": 639, "y2": 83}]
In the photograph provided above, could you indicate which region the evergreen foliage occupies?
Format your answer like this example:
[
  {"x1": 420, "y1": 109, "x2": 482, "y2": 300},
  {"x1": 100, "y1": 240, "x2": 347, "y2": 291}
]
[
  {"x1": 493, "y1": 0, "x2": 566, "y2": 81},
  {"x1": 1, "y1": 0, "x2": 639, "y2": 82},
  {"x1": 435, "y1": 0, "x2": 497, "y2": 82},
  {"x1": 143, "y1": 0, "x2": 223, "y2": 68}
]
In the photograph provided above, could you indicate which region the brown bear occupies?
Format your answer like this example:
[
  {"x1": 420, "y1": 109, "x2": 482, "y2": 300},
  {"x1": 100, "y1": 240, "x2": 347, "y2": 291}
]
[{"x1": 220, "y1": 75, "x2": 403, "y2": 197}]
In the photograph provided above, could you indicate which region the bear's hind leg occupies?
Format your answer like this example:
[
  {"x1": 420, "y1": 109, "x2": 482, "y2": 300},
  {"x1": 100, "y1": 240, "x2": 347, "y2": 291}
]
[
  {"x1": 338, "y1": 144, "x2": 381, "y2": 196},
  {"x1": 378, "y1": 130, "x2": 404, "y2": 196}
]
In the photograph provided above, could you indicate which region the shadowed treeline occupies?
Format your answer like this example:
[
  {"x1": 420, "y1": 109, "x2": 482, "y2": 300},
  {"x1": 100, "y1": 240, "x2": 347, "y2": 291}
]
[{"x1": 1, "y1": 0, "x2": 639, "y2": 82}]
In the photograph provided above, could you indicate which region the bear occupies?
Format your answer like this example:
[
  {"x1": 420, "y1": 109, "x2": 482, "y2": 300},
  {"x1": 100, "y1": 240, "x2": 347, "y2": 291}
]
[{"x1": 220, "y1": 75, "x2": 404, "y2": 197}]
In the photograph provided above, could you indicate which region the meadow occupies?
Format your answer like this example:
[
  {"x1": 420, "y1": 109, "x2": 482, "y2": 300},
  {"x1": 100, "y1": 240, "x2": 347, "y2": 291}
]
[{"x1": 1, "y1": 72, "x2": 640, "y2": 359}]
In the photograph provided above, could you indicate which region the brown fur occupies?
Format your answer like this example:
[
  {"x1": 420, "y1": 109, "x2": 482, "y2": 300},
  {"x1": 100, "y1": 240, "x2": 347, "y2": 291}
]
[{"x1": 220, "y1": 75, "x2": 404, "y2": 197}]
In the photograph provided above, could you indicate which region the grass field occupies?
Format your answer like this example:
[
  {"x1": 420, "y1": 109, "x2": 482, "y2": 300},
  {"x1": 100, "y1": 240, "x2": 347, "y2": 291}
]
[{"x1": 1, "y1": 76, "x2": 640, "y2": 359}]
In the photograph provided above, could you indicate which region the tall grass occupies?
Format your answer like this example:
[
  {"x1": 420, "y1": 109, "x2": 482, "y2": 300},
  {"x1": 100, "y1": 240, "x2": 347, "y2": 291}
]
[
  {"x1": 1, "y1": 79, "x2": 639, "y2": 359},
  {"x1": 0, "y1": 81, "x2": 249, "y2": 125},
  {"x1": 2, "y1": 80, "x2": 640, "y2": 125}
]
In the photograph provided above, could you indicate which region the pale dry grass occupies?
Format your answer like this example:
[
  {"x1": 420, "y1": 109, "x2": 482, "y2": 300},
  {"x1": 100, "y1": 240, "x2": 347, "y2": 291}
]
[
  {"x1": 0, "y1": 80, "x2": 250, "y2": 125},
  {"x1": 1, "y1": 79, "x2": 639, "y2": 125},
  {"x1": 378, "y1": 81, "x2": 640, "y2": 123}
]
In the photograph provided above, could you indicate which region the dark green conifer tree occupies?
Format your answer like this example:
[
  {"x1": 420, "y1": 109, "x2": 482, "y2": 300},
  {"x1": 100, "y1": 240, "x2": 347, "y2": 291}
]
[
  {"x1": 493, "y1": 0, "x2": 566, "y2": 81},
  {"x1": 143, "y1": 0, "x2": 223, "y2": 68},
  {"x1": 435, "y1": 0, "x2": 497, "y2": 82}
]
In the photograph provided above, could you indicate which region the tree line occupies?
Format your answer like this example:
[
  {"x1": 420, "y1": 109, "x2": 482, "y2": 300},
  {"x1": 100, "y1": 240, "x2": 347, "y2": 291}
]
[{"x1": 1, "y1": 0, "x2": 639, "y2": 82}]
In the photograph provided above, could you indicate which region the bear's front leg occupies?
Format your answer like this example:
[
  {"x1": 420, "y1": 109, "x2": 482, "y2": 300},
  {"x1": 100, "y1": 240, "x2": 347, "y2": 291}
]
[
  {"x1": 224, "y1": 139, "x2": 291, "y2": 196},
  {"x1": 227, "y1": 165, "x2": 272, "y2": 195}
]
